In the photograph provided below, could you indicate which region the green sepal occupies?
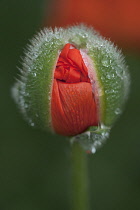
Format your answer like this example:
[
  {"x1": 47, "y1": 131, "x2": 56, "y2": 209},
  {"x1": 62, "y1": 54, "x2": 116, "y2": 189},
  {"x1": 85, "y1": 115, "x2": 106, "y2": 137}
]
[{"x1": 12, "y1": 25, "x2": 130, "y2": 142}]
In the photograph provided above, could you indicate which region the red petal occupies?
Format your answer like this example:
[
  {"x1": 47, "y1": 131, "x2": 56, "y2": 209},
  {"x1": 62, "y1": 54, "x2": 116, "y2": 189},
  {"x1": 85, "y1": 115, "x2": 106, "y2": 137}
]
[
  {"x1": 51, "y1": 79, "x2": 98, "y2": 136},
  {"x1": 51, "y1": 43, "x2": 98, "y2": 136}
]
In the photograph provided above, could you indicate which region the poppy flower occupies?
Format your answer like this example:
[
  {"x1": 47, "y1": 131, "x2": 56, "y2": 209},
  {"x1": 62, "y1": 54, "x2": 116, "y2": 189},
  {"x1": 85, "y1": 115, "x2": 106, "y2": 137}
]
[
  {"x1": 51, "y1": 43, "x2": 98, "y2": 136},
  {"x1": 12, "y1": 25, "x2": 130, "y2": 152}
]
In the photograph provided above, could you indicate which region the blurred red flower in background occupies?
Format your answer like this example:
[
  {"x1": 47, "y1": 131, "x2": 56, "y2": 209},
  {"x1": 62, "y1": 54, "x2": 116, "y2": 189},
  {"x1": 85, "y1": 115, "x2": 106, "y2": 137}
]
[{"x1": 43, "y1": 0, "x2": 140, "y2": 52}]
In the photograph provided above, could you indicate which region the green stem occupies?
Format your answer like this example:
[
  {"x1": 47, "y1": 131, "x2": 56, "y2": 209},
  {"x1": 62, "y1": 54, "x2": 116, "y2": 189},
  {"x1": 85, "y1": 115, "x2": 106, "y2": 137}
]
[{"x1": 71, "y1": 142, "x2": 90, "y2": 210}]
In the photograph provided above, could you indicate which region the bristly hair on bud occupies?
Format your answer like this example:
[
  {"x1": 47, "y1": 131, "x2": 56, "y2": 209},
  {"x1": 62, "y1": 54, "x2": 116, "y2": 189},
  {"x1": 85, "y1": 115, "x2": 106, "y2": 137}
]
[{"x1": 12, "y1": 24, "x2": 130, "y2": 153}]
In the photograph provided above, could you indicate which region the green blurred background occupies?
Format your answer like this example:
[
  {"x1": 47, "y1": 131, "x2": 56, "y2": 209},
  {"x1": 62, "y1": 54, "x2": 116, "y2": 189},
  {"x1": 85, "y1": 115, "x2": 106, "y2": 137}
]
[{"x1": 1, "y1": 0, "x2": 140, "y2": 209}]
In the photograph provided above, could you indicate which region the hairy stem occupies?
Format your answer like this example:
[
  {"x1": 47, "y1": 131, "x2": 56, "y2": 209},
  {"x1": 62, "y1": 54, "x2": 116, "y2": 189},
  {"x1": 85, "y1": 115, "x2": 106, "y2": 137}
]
[{"x1": 71, "y1": 142, "x2": 90, "y2": 210}]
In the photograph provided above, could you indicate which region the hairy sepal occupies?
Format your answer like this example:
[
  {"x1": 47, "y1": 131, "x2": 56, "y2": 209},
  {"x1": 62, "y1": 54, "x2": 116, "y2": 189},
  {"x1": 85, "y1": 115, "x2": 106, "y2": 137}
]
[{"x1": 12, "y1": 25, "x2": 130, "y2": 150}]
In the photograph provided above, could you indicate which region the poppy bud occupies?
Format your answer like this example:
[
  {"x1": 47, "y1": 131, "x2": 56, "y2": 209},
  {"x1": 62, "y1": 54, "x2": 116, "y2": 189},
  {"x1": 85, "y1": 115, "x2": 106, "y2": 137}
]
[{"x1": 12, "y1": 25, "x2": 130, "y2": 153}]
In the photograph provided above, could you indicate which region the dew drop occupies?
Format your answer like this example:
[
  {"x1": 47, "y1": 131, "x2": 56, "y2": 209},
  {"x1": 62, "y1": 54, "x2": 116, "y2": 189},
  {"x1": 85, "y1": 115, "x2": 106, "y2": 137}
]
[
  {"x1": 115, "y1": 108, "x2": 122, "y2": 115},
  {"x1": 106, "y1": 74, "x2": 111, "y2": 79},
  {"x1": 91, "y1": 147, "x2": 96, "y2": 154},
  {"x1": 102, "y1": 59, "x2": 109, "y2": 67},
  {"x1": 31, "y1": 122, "x2": 35, "y2": 126}
]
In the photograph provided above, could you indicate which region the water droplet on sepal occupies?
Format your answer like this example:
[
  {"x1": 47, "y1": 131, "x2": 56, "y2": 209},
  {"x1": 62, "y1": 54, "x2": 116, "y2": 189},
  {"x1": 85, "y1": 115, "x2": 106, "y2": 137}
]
[
  {"x1": 70, "y1": 126, "x2": 110, "y2": 153},
  {"x1": 115, "y1": 108, "x2": 122, "y2": 115}
]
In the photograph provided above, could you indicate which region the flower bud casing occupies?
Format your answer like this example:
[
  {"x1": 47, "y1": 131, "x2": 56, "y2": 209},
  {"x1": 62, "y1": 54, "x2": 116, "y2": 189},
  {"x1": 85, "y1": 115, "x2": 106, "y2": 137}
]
[{"x1": 12, "y1": 25, "x2": 130, "y2": 152}]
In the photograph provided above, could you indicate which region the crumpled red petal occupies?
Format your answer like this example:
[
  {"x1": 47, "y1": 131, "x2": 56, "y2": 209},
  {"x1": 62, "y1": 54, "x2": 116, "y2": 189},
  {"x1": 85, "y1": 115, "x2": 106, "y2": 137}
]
[{"x1": 54, "y1": 43, "x2": 90, "y2": 83}]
